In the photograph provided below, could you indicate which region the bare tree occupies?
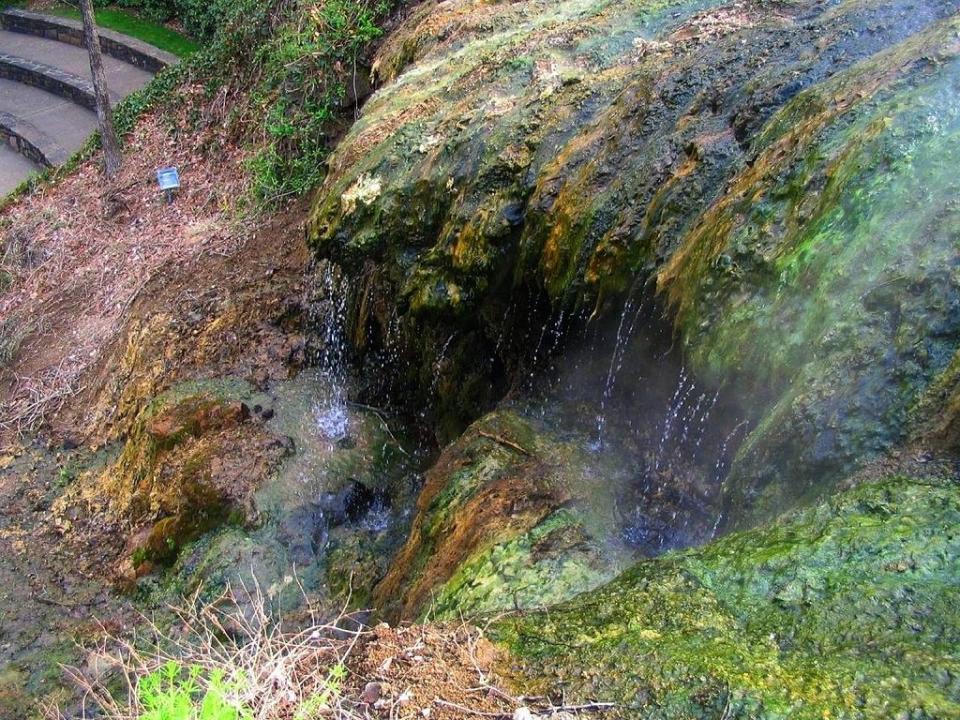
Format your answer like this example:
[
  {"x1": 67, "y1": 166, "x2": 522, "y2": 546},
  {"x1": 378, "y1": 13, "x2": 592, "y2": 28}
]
[{"x1": 79, "y1": 0, "x2": 122, "y2": 178}]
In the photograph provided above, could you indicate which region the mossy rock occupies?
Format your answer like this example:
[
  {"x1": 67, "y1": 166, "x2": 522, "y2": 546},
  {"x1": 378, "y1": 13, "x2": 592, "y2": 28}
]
[
  {"x1": 659, "y1": 24, "x2": 960, "y2": 524},
  {"x1": 306, "y1": 0, "x2": 960, "y2": 526},
  {"x1": 68, "y1": 379, "x2": 287, "y2": 575},
  {"x1": 373, "y1": 409, "x2": 638, "y2": 621},
  {"x1": 137, "y1": 376, "x2": 423, "y2": 611},
  {"x1": 494, "y1": 475, "x2": 960, "y2": 718},
  {"x1": 86, "y1": 379, "x2": 260, "y2": 518}
]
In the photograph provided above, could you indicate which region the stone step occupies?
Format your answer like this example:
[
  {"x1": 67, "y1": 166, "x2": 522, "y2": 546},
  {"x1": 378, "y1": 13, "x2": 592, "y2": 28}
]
[
  {"x1": 0, "y1": 50, "x2": 115, "y2": 111},
  {"x1": 0, "y1": 13, "x2": 168, "y2": 193},
  {"x1": 0, "y1": 108, "x2": 70, "y2": 167},
  {"x1": 0, "y1": 8, "x2": 178, "y2": 74},
  {"x1": 0, "y1": 78, "x2": 97, "y2": 154}
]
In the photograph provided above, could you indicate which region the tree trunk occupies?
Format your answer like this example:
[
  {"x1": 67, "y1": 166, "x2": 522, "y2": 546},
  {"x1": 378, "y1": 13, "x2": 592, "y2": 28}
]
[{"x1": 79, "y1": 0, "x2": 122, "y2": 178}]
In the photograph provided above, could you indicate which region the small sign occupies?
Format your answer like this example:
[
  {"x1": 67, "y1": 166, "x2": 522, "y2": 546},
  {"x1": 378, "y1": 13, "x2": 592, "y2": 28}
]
[{"x1": 156, "y1": 167, "x2": 180, "y2": 191}]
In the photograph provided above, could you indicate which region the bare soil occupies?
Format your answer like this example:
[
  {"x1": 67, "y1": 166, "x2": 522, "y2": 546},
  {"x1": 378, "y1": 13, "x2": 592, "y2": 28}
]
[{"x1": 347, "y1": 623, "x2": 514, "y2": 719}]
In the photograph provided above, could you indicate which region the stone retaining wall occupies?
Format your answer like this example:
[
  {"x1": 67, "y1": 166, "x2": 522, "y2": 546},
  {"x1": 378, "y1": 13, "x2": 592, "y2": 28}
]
[{"x1": 0, "y1": 110, "x2": 69, "y2": 167}]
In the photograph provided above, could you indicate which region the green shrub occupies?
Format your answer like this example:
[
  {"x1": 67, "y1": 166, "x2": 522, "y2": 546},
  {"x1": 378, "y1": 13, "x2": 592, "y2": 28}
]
[
  {"x1": 97, "y1": 0, "x2": 236, "y2": 42},
  {"x1": 137, "y1": 661, "x2": 252, "y2": 720}
]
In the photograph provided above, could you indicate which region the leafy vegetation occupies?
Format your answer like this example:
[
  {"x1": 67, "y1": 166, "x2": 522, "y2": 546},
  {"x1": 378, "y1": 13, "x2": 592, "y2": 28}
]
[
  {"x1": 95, "y1": 0, "x2": 400, "y2": 201},
  {"x1": 2, "y1": 0, "x2": 398, "y2": 210},
  {"x1": 245, "y1": 0, "x2": 396, "y2": 200}
]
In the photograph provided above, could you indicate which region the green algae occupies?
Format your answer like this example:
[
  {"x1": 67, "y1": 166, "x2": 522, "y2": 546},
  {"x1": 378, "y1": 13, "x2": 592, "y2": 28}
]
[
  {"x1": 430, "y1": 509, "x2": 615, "y2": 620},
  {"x1": 671, "y1": 42, "x2": 960, "y2": 523},
  {"x1": 495, "y1": 476, "x2": 960, "y2": 718}
]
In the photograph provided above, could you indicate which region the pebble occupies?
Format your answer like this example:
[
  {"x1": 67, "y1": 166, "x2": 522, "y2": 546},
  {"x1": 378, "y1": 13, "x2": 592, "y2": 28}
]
[{"x1": 360, "y1": 681, "x2": 382, "y2": 704}]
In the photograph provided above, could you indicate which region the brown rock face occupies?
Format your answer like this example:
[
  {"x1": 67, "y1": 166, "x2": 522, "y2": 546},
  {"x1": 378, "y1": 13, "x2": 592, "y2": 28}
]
[
  {"x1": 64, "y1": 386, "x2": 289, "y2": 578},
  {"x1": 146, "y1": 398, "x2": 250, "y2": 448},
  {"x1": 374, "y1": 414, "x2": 568, "y2": 621}
]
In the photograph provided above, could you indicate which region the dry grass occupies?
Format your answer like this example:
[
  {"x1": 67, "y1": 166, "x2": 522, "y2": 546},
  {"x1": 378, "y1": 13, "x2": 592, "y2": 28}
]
[
  {"x1": 47, "y1": 580, "x2": 614, "y2": 720},
  {"x1": 52, "y1": 580, "x2": 370, "y2": 720},
  {"x1": 1, "y1": 355, "x2": 85, "y2": 436},
  {"x1": 0, "y1": 317, "x2": 31, "y2": 367}
]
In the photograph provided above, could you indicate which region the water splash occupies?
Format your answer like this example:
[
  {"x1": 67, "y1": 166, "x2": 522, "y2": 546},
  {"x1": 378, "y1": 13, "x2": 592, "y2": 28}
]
[
  {"x1": 312, "y1": 398, "x2": 349, "y2": 441},
  {"x1": 655, "y1": 367, "x2": 693, "y2": 470}
]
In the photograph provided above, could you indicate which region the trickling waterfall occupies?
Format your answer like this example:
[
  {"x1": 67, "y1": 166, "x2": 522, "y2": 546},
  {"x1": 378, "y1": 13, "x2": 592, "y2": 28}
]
[
  {"x1": 305, "y1": 260, "x2": 350, "y2": 440},
  {"x1": 529, "y1": 290, "x2": 752, "y2": 555},
  {"x1": 594, "y1": 282, "x2": 650, "y2": 451}
]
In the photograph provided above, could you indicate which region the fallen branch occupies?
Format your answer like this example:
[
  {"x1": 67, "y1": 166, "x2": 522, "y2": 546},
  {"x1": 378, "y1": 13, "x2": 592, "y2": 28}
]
[
  {"x1": 478, "y1": 431, "x2": 531, "y2": 456},
  {"x1": 437, "y1": 695, "x2": 616, "y2": 718}
]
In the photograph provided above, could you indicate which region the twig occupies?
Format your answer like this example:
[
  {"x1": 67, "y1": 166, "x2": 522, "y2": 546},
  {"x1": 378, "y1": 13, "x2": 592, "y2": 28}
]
[
  {"x1": 434, "y1": 698, "x2": 509, "y2": 718},
  {"x1": 346, "y1": 400, "x2": 410, "y2": 456},
  {"x1": 540, "y1": 702, "x2": 617, "y2": 714},
  {"x1": 32, "y1": 592, "x2": 81, "y2": 609},
  {"x1": 478, "y1": 431, "x2": 531, "y2": 456}
]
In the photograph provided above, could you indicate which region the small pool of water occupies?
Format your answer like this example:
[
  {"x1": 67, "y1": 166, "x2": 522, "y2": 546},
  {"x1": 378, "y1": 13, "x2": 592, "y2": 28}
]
[{"x1": 168, "y1": 369, "x2": 426, "y2": 612}]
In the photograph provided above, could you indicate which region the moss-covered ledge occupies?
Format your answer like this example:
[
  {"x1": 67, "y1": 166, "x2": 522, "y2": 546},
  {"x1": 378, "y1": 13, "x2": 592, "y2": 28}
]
[
  {"x1": 373, "y1": 409, "x2": 640, "y2": 621},
  {"x1": 493, "y1": 475, "x2": 960, "y2": 718}
]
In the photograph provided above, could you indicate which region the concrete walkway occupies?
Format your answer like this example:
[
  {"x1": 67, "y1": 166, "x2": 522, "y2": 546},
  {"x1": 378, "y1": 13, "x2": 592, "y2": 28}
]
[{"x1": 0, "y1": 20, "x2": 161, "y2": 194}]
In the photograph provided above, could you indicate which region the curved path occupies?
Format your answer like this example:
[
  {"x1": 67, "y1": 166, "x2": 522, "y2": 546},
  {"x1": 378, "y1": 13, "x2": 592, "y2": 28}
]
[{"x1": 0, "y1": 11, "x2": 173, "y2": 195}]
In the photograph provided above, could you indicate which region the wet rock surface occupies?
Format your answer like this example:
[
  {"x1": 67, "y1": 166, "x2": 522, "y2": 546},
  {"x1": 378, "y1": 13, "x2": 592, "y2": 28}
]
[
  {"x1": 131, "y1": 370, "x2": 427, "y2": 613},
  {"x1": 61, "y1": 379, "x2": 289, "y2": 577},
  {"x1": 375, "y1": 409, "x2": 636, "y2": 621},
  {"x1": 0, "y1": 443, "x2": 135, "y2": 719},
  {"x1": 308, "y1": 0, "x2": 960, "y2": 527}
]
